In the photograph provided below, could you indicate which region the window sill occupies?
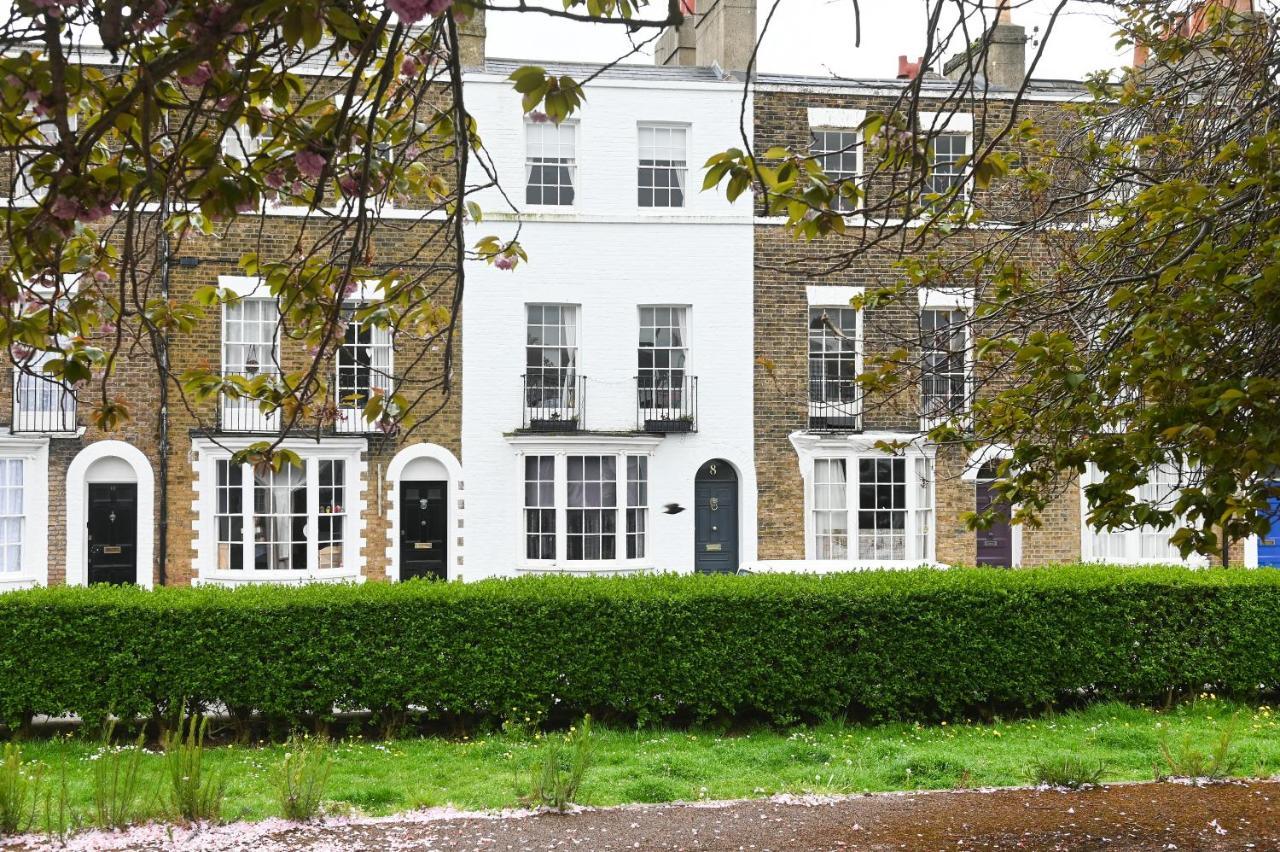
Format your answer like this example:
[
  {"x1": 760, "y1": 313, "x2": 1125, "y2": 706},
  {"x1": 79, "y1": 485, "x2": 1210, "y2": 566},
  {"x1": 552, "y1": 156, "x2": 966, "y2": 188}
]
[
  {"x1": 8, "y1": 425, "x2": 84, "y2": 439},
  {"x1": 517, "y1": 563, "x2": 655, "y2": 575},
  {"x1": 742, "y1": 559, "x2": 945, "y2": 574},
  {"x1": 0, "y1": 575, "x2": 42, "y2": 591},
  {"x1": 195, "y1": 571, "x2": 366, "y2": 587}
]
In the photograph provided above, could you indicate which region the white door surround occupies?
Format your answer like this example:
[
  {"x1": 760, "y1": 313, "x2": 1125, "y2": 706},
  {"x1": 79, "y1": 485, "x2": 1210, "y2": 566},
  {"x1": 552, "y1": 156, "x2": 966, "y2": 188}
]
[
  {"x1": 65, "y1": 440, "x2": 155, "y2": 588},
  {"x1": 385, "y1": 443, "x2": 464, "y2": 581}
]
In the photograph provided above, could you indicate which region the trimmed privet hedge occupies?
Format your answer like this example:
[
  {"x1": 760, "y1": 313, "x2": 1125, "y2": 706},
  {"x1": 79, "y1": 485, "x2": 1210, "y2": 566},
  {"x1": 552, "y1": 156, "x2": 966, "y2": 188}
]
[{"x1": 3, "y1": 566, "x2": 1280, "y2": 729}]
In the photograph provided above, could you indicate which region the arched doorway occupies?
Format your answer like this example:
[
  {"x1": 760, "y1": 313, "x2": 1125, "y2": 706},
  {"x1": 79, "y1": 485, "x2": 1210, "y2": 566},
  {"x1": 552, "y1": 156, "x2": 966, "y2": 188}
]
[
  {"x1": 975, "y1": 460, "x2": 1013, "y2": 567},
  {"x1": 386, "y1": 443, "x2": 463, "y2": 581},
  {"x1": 694, "y1": 459, "x2": 739, "y2": 573},
  {"x1": 66, "y1": 441, "x2": 155, "y2": 587}
]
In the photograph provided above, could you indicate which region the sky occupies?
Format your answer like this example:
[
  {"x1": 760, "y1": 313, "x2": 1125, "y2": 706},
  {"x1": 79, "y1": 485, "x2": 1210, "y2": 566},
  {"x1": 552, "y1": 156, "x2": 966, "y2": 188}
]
[{"x1": 484, "y1": 0, "x2": 1133, "y2": 81}]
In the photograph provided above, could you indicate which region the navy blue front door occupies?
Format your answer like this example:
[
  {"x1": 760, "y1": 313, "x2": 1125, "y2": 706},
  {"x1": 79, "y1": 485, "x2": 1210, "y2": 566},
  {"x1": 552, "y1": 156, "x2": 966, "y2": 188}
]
[
  {"x1": 1260, "y1": 495, "x2": 1280, "y2": 568},
  {"x1": 694, "y1": 460, "x2": 738, "y2": 573}
]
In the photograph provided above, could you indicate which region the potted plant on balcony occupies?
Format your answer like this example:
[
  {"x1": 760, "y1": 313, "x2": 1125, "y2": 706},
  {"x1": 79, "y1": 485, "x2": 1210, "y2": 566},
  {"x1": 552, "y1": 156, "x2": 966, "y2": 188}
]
[{"x1": 644, "y1": 413, "x2": 694, "y2": 434}]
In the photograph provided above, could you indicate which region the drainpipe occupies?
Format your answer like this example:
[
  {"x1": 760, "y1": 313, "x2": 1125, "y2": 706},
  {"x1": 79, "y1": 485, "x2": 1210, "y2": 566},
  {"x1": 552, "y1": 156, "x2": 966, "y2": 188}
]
[{"x1": 155, "y1": 145, "x2": 171, "y2": 588}]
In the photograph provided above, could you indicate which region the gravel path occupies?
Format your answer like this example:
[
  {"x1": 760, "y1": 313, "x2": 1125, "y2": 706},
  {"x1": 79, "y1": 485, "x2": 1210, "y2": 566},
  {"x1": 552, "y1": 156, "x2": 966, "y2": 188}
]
[{"x1": 8, "y1": 779, "x2": 1280, "y2": 851}]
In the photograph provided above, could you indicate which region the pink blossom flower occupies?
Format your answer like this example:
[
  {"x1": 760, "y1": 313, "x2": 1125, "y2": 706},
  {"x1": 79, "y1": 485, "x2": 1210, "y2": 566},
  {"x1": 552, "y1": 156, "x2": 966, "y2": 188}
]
[
  {"x1": 494, "y1": 255, "x2": 516, "y2": 271},
  {"x1": 49, "y1": 195, "x2": 79, "y2": 221},
  {"x1": 338, "y1": 174, "x2": 360, "y2": 196},
  {"x1": 400, "y1": 56, "x2": 420, "y2": 78},
  {"x1": 235, "y1": 198, "x2": 257, "y2": 213},
  {"x1": 294, "y1": 150, "x2": 327, "y2": 180},
  {"x1": 217, "y1": 93, "x2": 237, "y2": 110},
  {"x1": 425, "y1": 0, "x2": 454, "y2": 15},
  {"x1": 93, "y1": 269, "x2": 110, "y2": 283},
  {"x1": 340, "y1": 278, "x2": 359, "y2": 297},
  {"x1": 99, "y1": 321, "x2": 117, "y2": 335},
  {"x1": 179, "y1": 62, "x2": 214, "y2": 88},
  {"x1": 386, "y1": 0, "x2": 431, "y2": 24},
  {"x1": 23, "y1": 89, "x2": 39, "y2": 104},
  {"x1": 82, "y1": 202, "x2": 114, "y2": 221},
  {"x1": 529, "y1": 111, "x2": 550, "y2": 124},
  {"x1": 264, "y1": 170, "x2": 285, "y2": 190}
]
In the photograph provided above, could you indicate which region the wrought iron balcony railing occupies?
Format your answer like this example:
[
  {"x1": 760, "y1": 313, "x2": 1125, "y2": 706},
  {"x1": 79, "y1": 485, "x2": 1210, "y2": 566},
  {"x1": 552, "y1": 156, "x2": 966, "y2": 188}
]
[
  {"x1": 637, "y1": 374, "x2": 697, "y2": 433},
  {"x1": 522, "y1": 373, "x2": 585, "y2": 431}
]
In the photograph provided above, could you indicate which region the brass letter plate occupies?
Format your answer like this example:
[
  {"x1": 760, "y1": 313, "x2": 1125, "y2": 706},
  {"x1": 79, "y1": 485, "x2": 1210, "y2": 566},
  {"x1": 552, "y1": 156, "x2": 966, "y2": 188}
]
[
  {"x1": 414, "y1": 542, "x2": 432, "y2": 550},
  {"x1": 102, "y1": 546, "x2": 122, "y2": 555},
  {"x1": 705, "y1": 543, "x2": 722, "y2": 552}
]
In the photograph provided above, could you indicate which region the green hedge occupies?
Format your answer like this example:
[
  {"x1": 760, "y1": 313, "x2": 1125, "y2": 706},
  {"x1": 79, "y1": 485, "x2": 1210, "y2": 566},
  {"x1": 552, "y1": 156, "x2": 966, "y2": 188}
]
[{"x1": 2, "y1": 566, "x2": 1280, "y2": 729}]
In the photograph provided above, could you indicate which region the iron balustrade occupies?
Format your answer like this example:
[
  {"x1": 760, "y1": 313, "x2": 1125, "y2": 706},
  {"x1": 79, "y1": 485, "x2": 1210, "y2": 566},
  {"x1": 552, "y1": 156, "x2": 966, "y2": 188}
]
[
  {"x1": 522, "y1": 372, "x2": 585, "y2": 431},
  {"x1": 807, "y1": 395, "x2": 861, "y2": 432},
  {"x1": 11, "y1": 371, "x2": 77, "y2": 433},
  {"x1": 637, "y1": 374, "x2": 697, "y2": 433}
]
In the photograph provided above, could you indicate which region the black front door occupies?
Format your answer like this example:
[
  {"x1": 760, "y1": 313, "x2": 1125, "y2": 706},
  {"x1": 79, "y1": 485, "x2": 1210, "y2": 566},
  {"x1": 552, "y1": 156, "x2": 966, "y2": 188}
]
[
  {"x1": 975, "y1": 464, "x2": 1013, "y2": 567},
  {"x1": 87, "y1": 483, "x2": 138, "y2": 585},
  {"x1": 694, "y1": 460, "x2": 739, "y2": 573},
  {"x1": 400, "y1": 480, "x2": 447, "y2": 580}
]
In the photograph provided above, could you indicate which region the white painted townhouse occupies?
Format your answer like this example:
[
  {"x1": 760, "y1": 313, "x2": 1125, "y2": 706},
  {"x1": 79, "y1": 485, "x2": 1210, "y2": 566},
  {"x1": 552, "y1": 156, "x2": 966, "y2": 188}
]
[{"x1": 460, "y1": 59, "x2": 757, "y2": 578}]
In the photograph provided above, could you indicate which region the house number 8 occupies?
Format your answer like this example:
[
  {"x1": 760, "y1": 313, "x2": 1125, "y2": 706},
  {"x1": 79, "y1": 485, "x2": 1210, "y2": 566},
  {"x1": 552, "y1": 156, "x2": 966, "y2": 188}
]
[{"x1": 708, "y1": 463, "x2": 718, "y2": 476}]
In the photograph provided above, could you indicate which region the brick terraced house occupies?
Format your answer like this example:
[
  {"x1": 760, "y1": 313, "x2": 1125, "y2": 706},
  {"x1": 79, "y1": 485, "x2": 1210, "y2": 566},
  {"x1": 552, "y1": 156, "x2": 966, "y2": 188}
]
[{"x1": 0, "y1": 2, "x2": 1258, "y2": 589}]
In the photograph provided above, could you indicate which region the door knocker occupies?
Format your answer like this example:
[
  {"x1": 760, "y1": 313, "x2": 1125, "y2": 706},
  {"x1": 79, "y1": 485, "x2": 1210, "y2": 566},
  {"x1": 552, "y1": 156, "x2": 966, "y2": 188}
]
[
  {"x1": 709, "y1": 497, "x2": 719, "y2": 512},
  {"x1": 419, "y1": 498, "x2": 429, "y2": 511},
  {"x1": 108, "y1": 510, "x2": 117, "y2": 524}
]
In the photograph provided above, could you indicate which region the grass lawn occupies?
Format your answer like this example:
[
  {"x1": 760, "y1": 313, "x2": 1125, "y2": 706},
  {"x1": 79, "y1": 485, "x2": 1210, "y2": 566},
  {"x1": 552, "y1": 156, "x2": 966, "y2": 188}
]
[{"x1": 10, "y1": 698, "x2": 1280, "y2": 828}]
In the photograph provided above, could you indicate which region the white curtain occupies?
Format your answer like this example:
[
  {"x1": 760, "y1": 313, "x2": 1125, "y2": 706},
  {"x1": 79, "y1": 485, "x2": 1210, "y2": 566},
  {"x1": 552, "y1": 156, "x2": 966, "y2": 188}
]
[
  {"x1": 671, "y1": 307, "x2": 688, "y2": 408},
  {"x1": 559, "y1": 306, "x2": 578, "y2": 410}
]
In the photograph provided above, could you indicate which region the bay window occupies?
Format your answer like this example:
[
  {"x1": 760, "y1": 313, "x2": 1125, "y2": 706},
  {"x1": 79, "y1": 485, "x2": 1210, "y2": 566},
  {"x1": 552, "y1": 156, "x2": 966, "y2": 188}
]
[
  {"x1": 206, "y1": 449, "x2": 358, "y2": 579},
  {"x1": 521, "y1": 451, "x2": 651, "y2": 566},
  {"x1": 807, "y1": 450, "x2": 934, "y2": 565},
  {"x1": 1083, "y1": 464, "x2": 1201, "y2": 564}
]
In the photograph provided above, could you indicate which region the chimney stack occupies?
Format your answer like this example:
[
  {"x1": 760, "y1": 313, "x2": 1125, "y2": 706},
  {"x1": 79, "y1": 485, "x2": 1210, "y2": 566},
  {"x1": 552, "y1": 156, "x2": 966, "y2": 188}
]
[
  {"x1": 942, "y1": 1, "x2": 1026, "y2": 89},
  {"x1": 458, "y1": 5, "x2": 487, "y2": 68},
  {"x1": 897, "y1": 55, "x2": 923, "y2": 80},
  {"x1": 656, "y1": 0, "x2": 697, "y2": 66},
  {"x1": 655, "y1": 0, "x2": 758, "y2": 73}
]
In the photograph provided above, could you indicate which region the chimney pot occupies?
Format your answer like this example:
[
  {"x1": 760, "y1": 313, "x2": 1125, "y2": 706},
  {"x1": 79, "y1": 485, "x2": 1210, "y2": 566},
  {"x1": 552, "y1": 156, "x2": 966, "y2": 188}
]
[{"x1": 897, "y1": 55, "x2": 923, "y2": 80}]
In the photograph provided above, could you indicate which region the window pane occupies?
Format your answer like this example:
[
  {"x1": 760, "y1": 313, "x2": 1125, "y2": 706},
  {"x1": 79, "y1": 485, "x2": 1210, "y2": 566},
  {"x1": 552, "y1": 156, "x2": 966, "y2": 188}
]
[
  {"x1": 813, "y1": 458, "x2": 848, "y2": 559},
  {"x1": 0, "y1": 460, "x2": 23, "y2": 573},
  {"x1": 526, "y1": 304, "x2": 578, "y2": 416},
  {"x1": 638, "y1": 124, "x2": 688, "y2": 208},
  {"x1": 524, "y1": 455, "x2": 556, "y2": 559},
  {"x1": 626, "y1": 456, "x2": 648, "y2": 559},
  {"x1": 638, "y1": 306, "x2": 689, "y2": 411},
  {"x1": 920, "y1": 309, "x2": 968, "y2": 419},
  {"x1": 252, "y1": 462, "x2": 307, "y2": 571},
  {"x1": 810, "y1": 129, "x2": 859, "y2": 212},
  {"x1": 526, "y1": 122, "x2": 576, "y2": 206},
  {"x1": 567, "y1": 455, "x2": 617, "y2": 561},
  {"x1": 857, "y1": 458, "x2": 905, "y2": 560}
]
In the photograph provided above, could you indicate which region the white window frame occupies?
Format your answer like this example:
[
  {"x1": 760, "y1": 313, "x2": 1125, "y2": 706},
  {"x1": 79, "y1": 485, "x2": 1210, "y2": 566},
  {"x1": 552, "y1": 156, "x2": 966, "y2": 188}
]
[
  {"x1": 806, "y1": 289, "x2": 863, "y2": 429},
  {"x1": 917, "y1": 287, "x2": 974, "y2": 430},
  {"x1": 192, "y1": 437, "x2": 368, "y2": 585},
  {"x1": 807, "y1": 109, "x2": 865, "y2": 215},
  {"x1": 918, "y1": 111, "x2": 973, "y2": 205},
  {"x1": 0, "y1": 437, "x2": 49, "y2": 590},
  {"x1": 335, "y1": 287, "x2": 394, "y2": 434},
  {"x1": 511, "y1": 436, "x2": 661, "y2": 572},
  {"x1": 219, "y1": 276, "x2": 280, "y2": 433},
  {"x1": 524, "y1": 119, "x2": 578, "y2": 208},
  {"x1": 637, "y1": 122, "x2": 689, "y2": 210},
  {"x1": 1079, "y1": 463, "x2": 1208, "y2": 566},
  {"x1": 792, "y1": 432, "x2": 936, "y2": 568},
  {"x1": 13, "y1": 112, "x2": 77, "y2": 205},
  {"x1": 637, "y1": 305, "x2": 690, "y2": 422},
  {"x1": 525, "y1": 303, "x2": 580, "y2": 424}
]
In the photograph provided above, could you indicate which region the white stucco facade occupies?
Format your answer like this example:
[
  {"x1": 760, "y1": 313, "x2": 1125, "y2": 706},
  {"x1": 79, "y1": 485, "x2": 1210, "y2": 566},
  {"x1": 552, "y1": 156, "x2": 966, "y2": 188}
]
[{"x1": 459, "y1": 65, "x2": 756, "y2": 578}]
